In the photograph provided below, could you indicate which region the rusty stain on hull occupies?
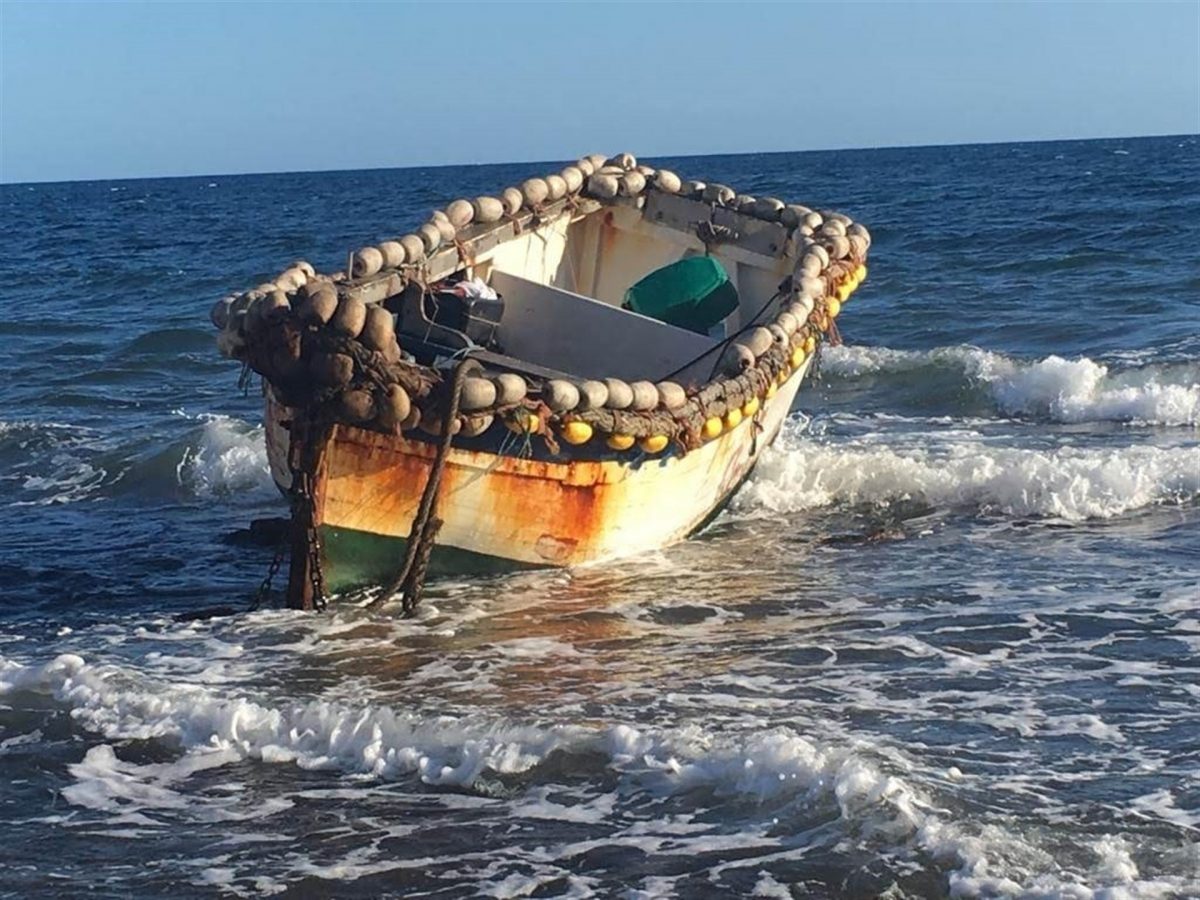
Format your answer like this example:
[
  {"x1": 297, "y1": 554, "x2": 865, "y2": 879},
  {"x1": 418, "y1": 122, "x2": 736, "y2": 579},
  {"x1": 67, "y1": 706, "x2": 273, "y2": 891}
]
[
  {"x1": 317, "y1": 429, "x2": 621, "y2": 564},
  {"x1": 267, "y1": 357, "x2": 812, "y2": 573}
]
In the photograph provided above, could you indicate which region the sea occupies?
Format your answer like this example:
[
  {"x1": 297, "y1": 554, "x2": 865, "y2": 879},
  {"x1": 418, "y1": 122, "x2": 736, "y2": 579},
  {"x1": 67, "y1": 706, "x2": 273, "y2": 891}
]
[{"x1": 1, "y1": 136, "x2": 1197, "y2": 898}]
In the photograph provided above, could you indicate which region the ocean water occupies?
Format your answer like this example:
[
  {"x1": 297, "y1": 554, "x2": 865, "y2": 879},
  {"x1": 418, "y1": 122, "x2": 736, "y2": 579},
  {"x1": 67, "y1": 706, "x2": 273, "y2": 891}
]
[{"x1": 1, "y1": 136, "x2": 1197, "y2": 898}]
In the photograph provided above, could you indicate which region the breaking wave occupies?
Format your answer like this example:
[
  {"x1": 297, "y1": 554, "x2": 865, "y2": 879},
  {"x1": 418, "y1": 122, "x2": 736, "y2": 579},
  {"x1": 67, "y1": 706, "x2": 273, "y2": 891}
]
[
  {"x1": 3, "y1": 651, "x2": 1191, "y2": 898},
  {"x1": 0, "y1": 415, "x2": 272, "y2": 505},
  {"x1": 823, "y1": 344, "x2": 1200, "y2": 427},
  {"x1": 736, "y1": 421, "x2": 1200, "y2": 521},
  {"x1": 174, "y1": 414, "x2": 273, "y2": 499}
]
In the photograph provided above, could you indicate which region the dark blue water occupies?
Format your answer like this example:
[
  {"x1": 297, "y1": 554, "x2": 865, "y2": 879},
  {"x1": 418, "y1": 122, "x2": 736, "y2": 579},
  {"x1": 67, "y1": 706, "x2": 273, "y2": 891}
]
[{"x1": 1, "y1": 137, "x2": 1197, "y2": 898}]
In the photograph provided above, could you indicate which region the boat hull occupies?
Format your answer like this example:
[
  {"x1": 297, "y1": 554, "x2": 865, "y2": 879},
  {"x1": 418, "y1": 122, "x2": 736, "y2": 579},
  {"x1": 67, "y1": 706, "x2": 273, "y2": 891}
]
[{"x1": 265, "y1": 359, "x2": 811, "y2": 594}]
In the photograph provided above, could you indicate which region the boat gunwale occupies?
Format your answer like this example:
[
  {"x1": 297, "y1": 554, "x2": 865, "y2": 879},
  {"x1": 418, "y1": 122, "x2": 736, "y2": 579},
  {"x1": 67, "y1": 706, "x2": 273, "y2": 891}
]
[{"x1": 338, "y1": 190, "x2": 801, "y2": 310}]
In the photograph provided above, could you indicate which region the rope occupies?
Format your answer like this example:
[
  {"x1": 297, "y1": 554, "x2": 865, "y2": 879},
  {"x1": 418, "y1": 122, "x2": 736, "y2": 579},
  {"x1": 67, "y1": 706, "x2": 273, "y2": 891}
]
[
  {"x1": 501, "y1": 211, "x2": 524, "y2": 236},
  {"x1": 656, "y1": 282, "x2": 790, "y2": 384},
  {"x1": 370, "y1": 356, "x2": 482, "y2": 616}
]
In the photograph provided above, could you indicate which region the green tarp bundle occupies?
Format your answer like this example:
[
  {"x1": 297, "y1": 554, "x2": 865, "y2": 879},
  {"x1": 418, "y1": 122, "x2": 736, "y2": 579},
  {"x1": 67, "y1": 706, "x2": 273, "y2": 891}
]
[{"x1": 624, "y1": 256, "x2": 739, "y2": 335}]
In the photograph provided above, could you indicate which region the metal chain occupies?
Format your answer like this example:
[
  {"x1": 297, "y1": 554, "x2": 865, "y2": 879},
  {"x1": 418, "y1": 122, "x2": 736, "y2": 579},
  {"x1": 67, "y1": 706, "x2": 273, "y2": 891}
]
[
  {"x1": 289, "y1": 465, "x2": 328, "y2": 612},
  {"x1": 307, "y1": 512, "x2": 328, "y2": 612},
  {"x1": 250, "y1": 541, "x2": 286, "y2": 610}
]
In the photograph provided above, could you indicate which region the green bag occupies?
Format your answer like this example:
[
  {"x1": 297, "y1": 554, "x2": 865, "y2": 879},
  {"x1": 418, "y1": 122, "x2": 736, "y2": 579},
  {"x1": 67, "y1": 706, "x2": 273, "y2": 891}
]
[{"x1": 624, "y1": 256, "x2": 739, "y2": 335}]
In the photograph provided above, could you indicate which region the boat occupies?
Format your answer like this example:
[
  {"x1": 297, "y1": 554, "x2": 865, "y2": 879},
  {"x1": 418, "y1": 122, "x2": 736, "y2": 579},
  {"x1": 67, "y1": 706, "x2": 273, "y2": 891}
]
[{"x1": 209, "y1": 153, "x2": 871, "y2": 610}]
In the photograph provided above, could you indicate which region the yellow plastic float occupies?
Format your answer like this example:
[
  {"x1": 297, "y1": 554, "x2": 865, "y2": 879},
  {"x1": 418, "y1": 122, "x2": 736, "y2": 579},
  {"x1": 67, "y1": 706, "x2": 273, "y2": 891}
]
[
  {"x1": 639, "y1": 434, "x2": 669, "y2": 454},
  {"x1": 562, "y1": 421, "x2": 593, "y2": 445},
  {"x1": 506, "y1": 412, "x2": 541, "y2": 434}
]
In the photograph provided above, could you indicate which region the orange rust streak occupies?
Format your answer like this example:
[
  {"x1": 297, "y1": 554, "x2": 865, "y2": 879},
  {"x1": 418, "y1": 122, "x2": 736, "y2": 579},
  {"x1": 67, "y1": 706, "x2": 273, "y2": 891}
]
[
  {"x1": 468, "y1": 458, "x2": 611, "y2": 563},
  {"x1": 319, "y1": 426, "x2": 618, "y2": 564},
  {"x1": 298, "y1": 355, "x2": 813, "y2": 568},
  {"x1": 323, "y1": 431, "x2": 426, "y2": 537}
]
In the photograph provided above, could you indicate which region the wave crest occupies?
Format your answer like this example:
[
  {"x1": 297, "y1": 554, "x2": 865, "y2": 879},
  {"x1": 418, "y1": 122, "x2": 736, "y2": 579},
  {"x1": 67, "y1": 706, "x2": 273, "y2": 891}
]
[
  {"x1": 175, "y1": 414, "x2": 273, "y2": 499},
  {"x1": 735, "y1": 423, "x2": 1200, "y2": 521},
  {"x1": 822, "y1": 345, "x2": 1199, "y2": 426}
]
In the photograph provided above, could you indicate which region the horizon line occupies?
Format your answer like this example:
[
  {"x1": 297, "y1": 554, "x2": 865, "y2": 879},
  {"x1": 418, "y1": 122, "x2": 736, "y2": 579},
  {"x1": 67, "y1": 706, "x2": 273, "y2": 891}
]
[{"x1": 2, "y1": 130, "x2": 1195, "y2": 188}]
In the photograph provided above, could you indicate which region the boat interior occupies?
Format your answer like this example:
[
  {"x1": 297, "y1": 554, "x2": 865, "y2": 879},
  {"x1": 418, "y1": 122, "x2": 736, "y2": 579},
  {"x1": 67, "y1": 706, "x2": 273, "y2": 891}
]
[{"x1": 384, "y1": 192, "x2": 795, "y2": 386}]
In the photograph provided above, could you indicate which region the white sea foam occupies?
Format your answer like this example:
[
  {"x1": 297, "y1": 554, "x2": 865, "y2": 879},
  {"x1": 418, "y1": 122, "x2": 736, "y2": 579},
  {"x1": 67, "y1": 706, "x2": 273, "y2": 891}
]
[
  {"x1": 3, "y1": 652, "x2": 1195, "y2": 899},
  {"x1": 176, "y1": 415, "x2": 273, "y2": 498},
  {"x1": 0, "y1": 420, "x2": 111, "y2": 506},
  {"x1": 14, "y1": 458, "x2": 108, "y2": 505},
  {"x1": 1092, "y1": 836, "x2": 1139, "y2": 884},
  {"x1": 752, "y1": 871, "x2": 793, "y2": 898},
  {"x1": 734, "y1": 422, "x2": 1200, "y2": 521},
  {"x1": 819, "y1": 344, "x2": 936, "y2": 377},
  {"x1": 969, "y1": 353, "x2": 1199, "y2": 427},
  {"x1": 0, "y1": 419, "x2": 87, "y2": 442},
  {"x1": 822, "y1": 345, "x2": 1200, "y2": 427}
]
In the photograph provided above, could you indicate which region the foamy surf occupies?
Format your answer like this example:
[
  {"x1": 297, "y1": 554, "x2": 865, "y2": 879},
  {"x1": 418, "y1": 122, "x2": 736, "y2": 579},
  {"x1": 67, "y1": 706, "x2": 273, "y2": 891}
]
[
  {"x1": 734, "y1": 419, "x2": 1199, "y2": 521},
  {"x1": 174, "y1": 413, "x2": 273, "y2": 499},
  {"x1": 823, "y1": 344, "x2": 1200, "y2": 427},
  {"x1": 3, "y1": 651, "x2": 1192, "y2": 899}
]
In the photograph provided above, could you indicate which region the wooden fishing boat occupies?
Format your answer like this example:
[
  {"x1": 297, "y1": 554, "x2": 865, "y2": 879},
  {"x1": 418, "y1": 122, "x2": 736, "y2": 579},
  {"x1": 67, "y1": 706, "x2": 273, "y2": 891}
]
[{"x1": 210, "y1": 154, "x2": 870, "y2": 609}]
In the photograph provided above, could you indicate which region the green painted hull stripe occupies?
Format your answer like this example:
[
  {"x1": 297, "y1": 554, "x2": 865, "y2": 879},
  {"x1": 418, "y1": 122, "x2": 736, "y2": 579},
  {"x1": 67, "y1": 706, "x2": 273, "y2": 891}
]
[{"x1": 319, "y1": 525, "x2": 538, "y2": 593}]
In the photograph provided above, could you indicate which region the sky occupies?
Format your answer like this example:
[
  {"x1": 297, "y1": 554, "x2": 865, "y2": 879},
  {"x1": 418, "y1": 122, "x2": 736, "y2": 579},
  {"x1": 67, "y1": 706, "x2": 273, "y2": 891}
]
[{"x1": 1, "y1": 0, "x2": 1197, "y2": 184}]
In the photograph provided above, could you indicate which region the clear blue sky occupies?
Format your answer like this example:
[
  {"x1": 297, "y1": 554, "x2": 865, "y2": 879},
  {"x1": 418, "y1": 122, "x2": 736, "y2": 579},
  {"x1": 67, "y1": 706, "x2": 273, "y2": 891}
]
[{"x1": 2, "y1": 0, "x2": 1197, "y2": 183}]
